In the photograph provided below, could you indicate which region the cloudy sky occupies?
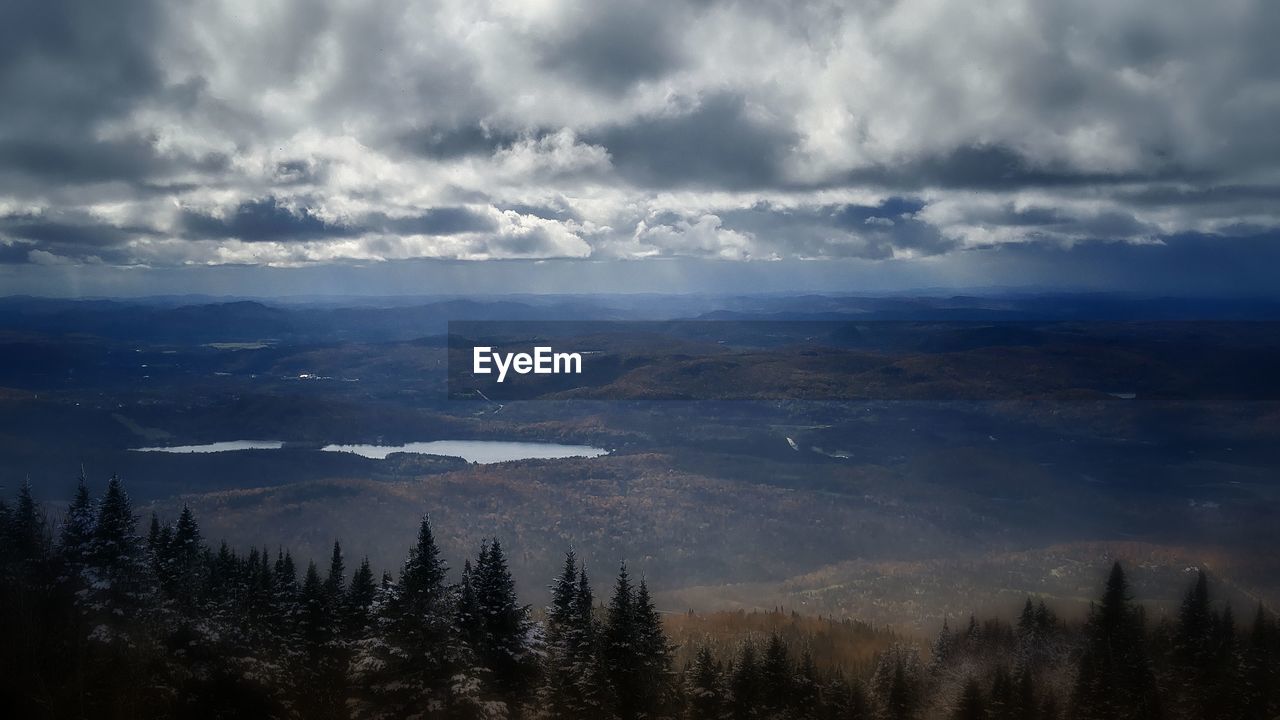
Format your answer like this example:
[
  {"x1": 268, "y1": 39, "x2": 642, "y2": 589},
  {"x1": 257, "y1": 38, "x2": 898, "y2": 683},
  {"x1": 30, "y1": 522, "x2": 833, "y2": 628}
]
[{"x1": 2, "y1": 0, "x2": 1278, "y2": 295}]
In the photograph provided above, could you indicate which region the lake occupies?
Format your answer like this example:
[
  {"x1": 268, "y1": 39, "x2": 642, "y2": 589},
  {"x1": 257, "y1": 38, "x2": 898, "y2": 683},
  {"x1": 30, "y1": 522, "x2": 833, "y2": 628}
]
[
  {"x1": 130, "y1": 438, "x2": 610, "y2": 463},
  {"x1": 131, "y1": 440, "x2": 285, "y2": 453},
  {"x1": 320, "y1": 440, "x2": 610, "y2": 463}
]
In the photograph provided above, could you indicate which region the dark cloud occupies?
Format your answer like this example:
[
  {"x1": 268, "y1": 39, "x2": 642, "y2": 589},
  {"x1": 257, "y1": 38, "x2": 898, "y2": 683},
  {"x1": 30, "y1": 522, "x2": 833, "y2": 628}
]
[
  {"x1": 0, "y1": 0, "x2": 1277, "y2": 284},
  {"x1": 0, "y1": 242, "x2": 32, "y2": 265},
  {"x1": 0, "y1": 216, "x2": 135, "y2": 247},
  {"x1": 182, "y1": 198, "x2": 354, "y2": 242},
  {"x1": 397, "y1": 124, "x2": 526, "y2": 160},
  {"x1": 586, "y1": 93, "x2": 796, "y2": 189},
  {"x1": 711, "y1": 198, "x2": 955, "y2": 260},
  {"x1": 537, "y1": 0, "x2": 688, "y2": 94},
  {"x1": 0, "y1": 0, "x2": 167, "y2": 189},
  {"x1": 842, "y1": 145, "x2": 1194, "y2": 192},
  {"x1": 378, "y1": 208, "x2": 497, "y2": 236}
]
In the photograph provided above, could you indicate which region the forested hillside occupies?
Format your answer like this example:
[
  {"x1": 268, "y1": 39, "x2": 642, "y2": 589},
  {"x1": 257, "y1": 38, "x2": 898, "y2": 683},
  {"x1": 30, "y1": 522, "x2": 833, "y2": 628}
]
[{"x1": 1, "y1": 477, "x2": 1276, "y2": 719}]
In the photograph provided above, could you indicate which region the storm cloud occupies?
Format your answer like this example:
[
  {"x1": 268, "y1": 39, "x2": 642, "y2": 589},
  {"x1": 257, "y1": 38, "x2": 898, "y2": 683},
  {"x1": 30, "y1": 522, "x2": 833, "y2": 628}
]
[{"x1": 0, "y1": 0, "x2": 1277, "y2": 287}]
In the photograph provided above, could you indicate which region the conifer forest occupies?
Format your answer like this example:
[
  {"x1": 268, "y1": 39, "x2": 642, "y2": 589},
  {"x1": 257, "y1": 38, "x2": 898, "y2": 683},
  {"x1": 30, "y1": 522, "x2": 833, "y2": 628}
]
[{"x1": 1, "y1": 475, "x2": 1275, "y2": 720}]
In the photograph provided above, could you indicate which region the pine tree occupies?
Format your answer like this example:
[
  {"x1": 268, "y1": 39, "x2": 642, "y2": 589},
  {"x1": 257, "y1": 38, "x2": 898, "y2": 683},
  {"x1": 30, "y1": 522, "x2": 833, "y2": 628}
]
[
  {"x1": 730, "y1": 641, "x2": 761, "y2": 720},
  {"x1": 548, "y1": 551, "x2": 579, "y2": 641},
  {"x1": 761, "y1": 632, "x2": 793, "y2": 716},
  {"x1": 272, "y1": 548, "x2": 300, "y2": 624},
  {"x1": 989, "y1": 665, "x2": 1015, "y2": 720},
  {"x1": 345, "y1": 557, "x2": 378, "y2": 639},
  {"x1": 296, "y1": 560, "x2": 346, "y2": 719},
  {"x1": 167, "y1": 505, "x2": 204, "y2": 610},
  {"x1": 795, "y1": 649, "x2": 820, "y2": 720},
  {"x1": 1070, "y1": 562, "x2": 1161, "y2": 720},
  {"x1": 571, "y1": 566, "x2": 605, "y2": 717},
  {"x1": 350, "y1": 515, "x2": 458, "y2": 718},
  {"x1": 82, "y1": 475, "x2": 155, "y2": 643},
  {"x1": 1172, "y1": 570, "x2": 1213, "y2": 717},
  {"x1": 324, "y1": 540, "x2": 345, "y2": 603},
  {"x1": 543, "y1": 551, "x2": 584, "y2": 718},
  {"x1": 470, "y1": 538, "x2": 535, "y2": 709},
  {"x1": 299, "y1": 561, "x2": 332, "y2": 650},
  {"x1": 1242, "y1": 605, "x2": 1274, "y2": 720},
  {"x1": 603, "y1": 563, "x2": 640, "y2": 719},
  {"x1": 633, "y1": 578, "x2": 673, "y2": 717},
  {"x1": 931, "y1": 619, "x2": 956, "y2": 671},
  {"x1": 871, "y1": 644, "x2": 921, "y2": 720},
  {"x1": 952, "y1": 678, "x2": 987, "y2": 720},
  {"x1": 1013, "y1": 666, "x2": 1038, "y2": 720},
  {"x1": 1209, "y1": 605, "x2": 1244, "y2": 720},
  {"x1": 10, "y1": 479, "x2": 48, "y2": 567},
  {"x1": 686, "y1": 646, "x2": 724, "y2": 720},
  {"x1": 59, "y1": 473, "x2": 95, "y2": 577}
]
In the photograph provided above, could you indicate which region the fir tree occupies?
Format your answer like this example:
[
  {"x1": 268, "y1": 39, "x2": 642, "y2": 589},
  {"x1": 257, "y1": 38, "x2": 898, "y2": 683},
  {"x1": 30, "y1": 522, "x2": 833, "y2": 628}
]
[
  {"x1": 636, "y1": 578, "x2": 674, "y2": 717},
  {"x1": 686, "y1": 645, "x2": 724, "y2": 720},
  {"x1": 952, "y1": 678, "x2": 987, "y2": 720},
  {"x1": 603, "y1": 562, "x2": 641, "y2": 719},
  {"x1": 730, "y1": 641, "x2": 761, "y2": 720},
  {"x1": 345, "y1": 557, "x2": 378, "y2": 638},
  {"x1": 795, "y1": 649, "x2": 820, "y2": 720},
  {"x1": 82, "y1": 475, "x2": 154, "y2": 642},
  {"x1": 470, "y1": 538, "x2": 535, "y2": 709},
  {"x1": 1242, "y1": 604, "x2": 1274, "y2": 720},
  {"x1": 1070, "y1": 562, "x2": 1161, "y2": 720},
  {"x1": 1172, "y1": 570, "x2": 1213, "y2": 717},
  {"x1": 59, "y1": 472, "x2": 95, "y2": 576},
  {"x1": 571, "y1": 566, "x2": 605, "y2": 717},
  {"x1": 931, "y1": 618, "x2": 956, "y2": 671},
  {"x1": 543, "y1": 551, "x2": 584, "y2": 718},
  {"x1": 351, "y1": 515, "x2": 457, "y2": 718},
  {"x1": 989, "y1": 665, "x2": 1015, "y2": 720},
  {"x1": 761, "y1": 632, "x2": 793, "y2": 715},
  {"x1": 167, "y1": 505, "x2": 204, "y2": 610},
  {"x1": 871, "y1": 644, "x2": 921, "y2": 720},
  {"x1": 9, "y1": 479, "x2": 47, "y2": 567},
  {"x1": 324, "y1": 540, "x2": 346, "y2": 603}
]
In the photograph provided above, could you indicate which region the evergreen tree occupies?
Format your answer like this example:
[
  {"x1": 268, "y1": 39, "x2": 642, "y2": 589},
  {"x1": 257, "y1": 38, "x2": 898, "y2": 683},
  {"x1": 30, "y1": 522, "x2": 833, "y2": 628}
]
[
  {"x1": 324, "y1": 540, "x2": 345, "y2": 603},
  {"x1": 299, "y1": 561, "x2": 332, "y2": 650},
  {"x1": 543, "y1": 551, "x2": 584, "y2": 718},
  {"x1": 761, "y1": 632, "x2": 793, "y2": 716},
  {"x1": 989, "y1": 665, "x2": 1015, "y2": 720},
  {"x1": 871, "y1": 644, "x2": 921, "y2": 720},
  {"x1": 1014, "y1": 666, "x2": 1038, "y2": 720},
  {"x1": 351, "y1": 515, "x2": 458, "y2": 718},
  {"x1": 686, "y1": 645, "x2": 724, "y2": 720},
  {"x1": 633, "y1": 578, "x2": 674, "y2": 717},
  {"x1": 571, "y1": 567, "x2": 605, "y2": 717},
  {"x1": 9, "y1": 480, "x2": 47, "y2": 567},
  {"x1": 795, "y1": 649, "x2": 820, "y2": 720},
  {"x1": 730, "y1": 641, "x2": 761, "y2": 720},
  {"x1": 1242, "y1": 605, "x2": 1274, "y2": 720},
  {"x1": 1172, "y1": 570, "x2": 1213, "y2": 718},
  {"x1": 167, "y1": 505, "x2": 204, "y2": 610},
  {"x1": 603, "y1": 563, "x2": 641, "y2": 719},
  {"x1": 470, "y1": 538, "x2": 535, "y2": 709},
  {"x1": 952, "y1": 678, "x2": 987, "y2": 720},
  {"x1": 346, "y1": 557, "x2": 378, "y2": 638},
  {"x1": 1209, "y1": 605, "x2": 1243, "y2": 720},
  {"x1": 59, "y1": 473, "x2": 95, "y2": 577},
  {"x1": 1070, "y1": 562, "x2": 1161, "y2": 720},
  {"x1": 83, "y1": 475, "x2": 154, "y2": 642},
  {"x1": 931, "y1": 619, "x2": 956, "y2": 671},
  {"x1": 296, "y1": 560, "x2": 346, "y2": 719}
]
